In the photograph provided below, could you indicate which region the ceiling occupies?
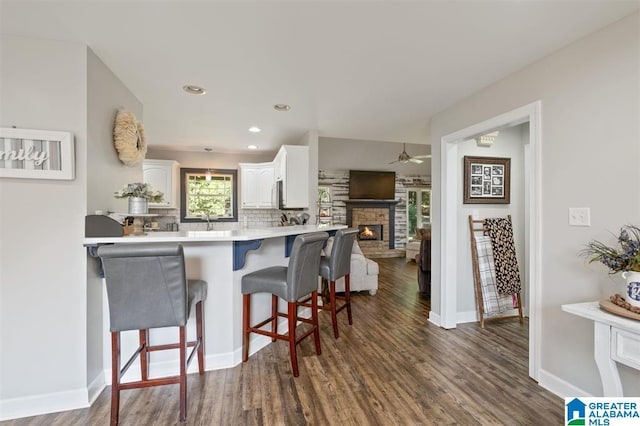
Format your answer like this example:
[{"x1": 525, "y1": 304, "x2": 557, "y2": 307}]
[{"x1": 2, "y1": 1, "x2": 639, "y2": 154}]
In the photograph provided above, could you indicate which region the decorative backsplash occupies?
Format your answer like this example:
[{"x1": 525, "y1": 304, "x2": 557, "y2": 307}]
[{"x1": 145, "y1": 208, "x2": 283, "y2": 232}]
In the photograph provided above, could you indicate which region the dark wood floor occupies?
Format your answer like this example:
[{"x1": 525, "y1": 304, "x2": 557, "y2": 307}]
[{"x1": 5, "y1": 258, "x2": 563, "y2": 425}]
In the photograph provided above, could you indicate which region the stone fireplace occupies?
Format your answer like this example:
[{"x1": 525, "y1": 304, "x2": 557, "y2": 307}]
[{"x1": 346, "y1": 200, "x2": 398, "y2": 257}]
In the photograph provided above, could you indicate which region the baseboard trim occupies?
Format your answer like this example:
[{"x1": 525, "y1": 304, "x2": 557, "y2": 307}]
[
  {"x1": 428, "y1": 311, "x2": 441, "y2": 327},
  {"x1": 537, "y1": 368, "x2": 593, "y2": 398},
  {"x1": 456, "y1": 308, "x2": 522, "y2": 325},
  {"x1": 87, "y1": 373, "x2": 105, "y2": 405},
  {"x1": 0, "y1": 388, "x2": 89, "y2": 421}
]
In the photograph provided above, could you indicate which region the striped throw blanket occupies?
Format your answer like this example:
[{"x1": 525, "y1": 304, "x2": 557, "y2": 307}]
[{"x1": 475, "y1": 235, "x2": 515, "y2": 315}]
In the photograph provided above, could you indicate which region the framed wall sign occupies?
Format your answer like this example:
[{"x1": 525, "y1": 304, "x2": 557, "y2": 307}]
[
  {"x1": 463, "y1": 156, "x2": 510, "y2": 204},
  {"x1": 0, "y1": 128, "x2": 75, "y2": 180}
]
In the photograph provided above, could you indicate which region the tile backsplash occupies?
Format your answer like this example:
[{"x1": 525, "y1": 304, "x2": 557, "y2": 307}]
[{"x1": 146, "y1": 208, "x2": 285, "y2": 231}]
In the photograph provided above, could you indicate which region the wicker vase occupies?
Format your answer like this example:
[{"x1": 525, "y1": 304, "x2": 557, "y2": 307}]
[{"x1": 128, "y1": 197, "x2": 148, "y2": 215}]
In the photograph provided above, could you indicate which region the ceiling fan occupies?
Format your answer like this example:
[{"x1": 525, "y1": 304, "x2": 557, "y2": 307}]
[{"x1": 389, "y1": 143, "x2": 431, "y2": 164}]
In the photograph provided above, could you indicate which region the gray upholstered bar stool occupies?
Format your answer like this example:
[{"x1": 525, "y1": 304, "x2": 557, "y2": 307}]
[
  {"x1": 97, "y1": 243, "x2": 207, "y2": 425},
  {"x1": 241, "y1": 232, "x2": 329, "y2": 377},
  {"x1": 318, "y1": 228, "x2": 358, "y2": 338}
]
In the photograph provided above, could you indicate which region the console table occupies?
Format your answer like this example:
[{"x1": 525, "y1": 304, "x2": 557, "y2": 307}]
[{"x1": 562, "y1": 301, "x2": 640, "y2": 396}]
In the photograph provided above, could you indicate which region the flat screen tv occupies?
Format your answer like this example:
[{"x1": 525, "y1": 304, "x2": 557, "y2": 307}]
[{"x1": 349, "y1": 170, "x2": 396, "y2": 200}]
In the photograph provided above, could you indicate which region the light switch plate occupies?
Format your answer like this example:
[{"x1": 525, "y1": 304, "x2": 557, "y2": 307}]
[{"x1": 569, "y1": 207, "x2": 591, "y2": 226}]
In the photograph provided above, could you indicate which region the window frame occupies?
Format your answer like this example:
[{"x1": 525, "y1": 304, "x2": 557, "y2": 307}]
[
  {"x1": 406, "y1": 186, "x2": 431, "y2": 239},
  {"x1": 180, "y1": 167, "x2": 238, "y2": 223}
]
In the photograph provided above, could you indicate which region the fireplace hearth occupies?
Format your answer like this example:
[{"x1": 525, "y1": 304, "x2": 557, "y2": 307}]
[{"x1": 358, "y1": 225, "x2": 382, "y2": 241}]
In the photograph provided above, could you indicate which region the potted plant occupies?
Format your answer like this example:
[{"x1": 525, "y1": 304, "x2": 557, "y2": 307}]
[
  {"x1": 581, "y1": 225, "x2": 640, "y2": 308},
  {"x1": 114, "y1": 182, "x2": 164, "y2": 214}
]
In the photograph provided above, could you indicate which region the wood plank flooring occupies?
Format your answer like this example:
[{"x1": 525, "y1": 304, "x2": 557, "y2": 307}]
[{"x1": 5, "y1": 258, "x2": 563, "y2": 425}]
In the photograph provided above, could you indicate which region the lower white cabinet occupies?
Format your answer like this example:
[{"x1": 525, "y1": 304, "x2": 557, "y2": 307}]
[
  {"x1": 239, "y1": 162, "x2": 276, "y2": 209},
  {"x1": 143, "y1": 159, "x2": 180, "y2": 208}
]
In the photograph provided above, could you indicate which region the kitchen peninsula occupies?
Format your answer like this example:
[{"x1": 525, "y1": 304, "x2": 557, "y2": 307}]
[{"x1": 85, "y1": 224, "x2": 346, "y2": 382}]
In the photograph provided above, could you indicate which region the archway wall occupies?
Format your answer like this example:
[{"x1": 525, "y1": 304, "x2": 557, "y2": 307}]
[{"x1": 429, "y1": 13, "x2": 640, "y2": 397}]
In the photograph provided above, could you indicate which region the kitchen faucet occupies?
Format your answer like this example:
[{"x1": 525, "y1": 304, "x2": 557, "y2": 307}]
[{"x1": 205, "y1": 213, "x2": 214, "y2": 231}]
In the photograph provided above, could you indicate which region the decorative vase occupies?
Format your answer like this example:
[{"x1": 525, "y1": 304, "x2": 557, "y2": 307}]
[
  {"x1": 128, "y1": 197, "x2": 148, "y2": 215},
  {"x1": 622, "y1": 271, "x2": 640, "y2": 308}
]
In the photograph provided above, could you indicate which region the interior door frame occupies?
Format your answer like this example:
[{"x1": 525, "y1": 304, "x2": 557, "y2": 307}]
[{"x1": 438, "y1": 101, "x2": 542, "y2": 380}]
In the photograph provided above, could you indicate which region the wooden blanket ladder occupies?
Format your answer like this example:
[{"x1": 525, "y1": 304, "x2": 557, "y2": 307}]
[{"x1": 468, "y1": 215, "x2": 524, "y2": 328}]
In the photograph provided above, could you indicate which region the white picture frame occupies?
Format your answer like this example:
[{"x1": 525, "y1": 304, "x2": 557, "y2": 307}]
[{"x1": 0, "y1": 127, "x2": 75, "y2": 180}]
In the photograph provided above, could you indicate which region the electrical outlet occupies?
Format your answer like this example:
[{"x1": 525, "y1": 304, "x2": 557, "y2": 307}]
[{"x1": 569, "y1": 207, "x2": 591, "y2": 226}]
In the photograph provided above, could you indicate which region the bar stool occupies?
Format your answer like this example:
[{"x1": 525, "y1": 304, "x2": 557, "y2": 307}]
[
  {"x1": 97, "y1": 243, "x2": 207, "y2": 425},
  {"x1": 241, "y1": 232, "x2": 329, "y2": 377},
  {"x1": 318, "y1": 228, "x2": 358, "y2": 338}
]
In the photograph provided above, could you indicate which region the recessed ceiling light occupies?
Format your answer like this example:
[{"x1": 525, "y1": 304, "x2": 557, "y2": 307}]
[
  {"x1": 248, "y1": 126, "x2": 261, "y2": 133},
  {"x1": 248, "y1": 145, "x2": 258, "y2": 150},
  {"x1": 273, "y1": 104, "x2": 291, "y2": 111},
  {"x1": 183, "y1": 85, "x2": 206, "y2": 95}
]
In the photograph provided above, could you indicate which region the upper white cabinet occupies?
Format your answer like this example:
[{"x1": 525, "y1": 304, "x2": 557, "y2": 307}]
[
  {"x1": 274, "y1": 145, "x2": 309, "y2": 209},
  {"x1": 239, "y1": 162, "x2": 276, "y2": 209},
  {"x1": 143, "y1": 159, "x2": 180, "y2": 208}
]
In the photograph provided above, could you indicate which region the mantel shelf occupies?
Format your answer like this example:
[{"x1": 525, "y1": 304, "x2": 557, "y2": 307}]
[{"x1": 345, "y1": 199, "x2": 398, "y2": 206}]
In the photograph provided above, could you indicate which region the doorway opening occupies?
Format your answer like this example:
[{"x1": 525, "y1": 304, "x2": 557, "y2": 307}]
[{"x1": 437, "y1": 101, "x2": 541, "y2": 381}]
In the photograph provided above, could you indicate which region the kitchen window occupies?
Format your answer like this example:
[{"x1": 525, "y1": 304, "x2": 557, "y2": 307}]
[{"x1": 180, "y1": 168, "x2": 238, "y2": 222}]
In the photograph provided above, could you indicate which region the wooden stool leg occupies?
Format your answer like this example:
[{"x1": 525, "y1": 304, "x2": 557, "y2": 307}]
[
  {"x1": 345, "y1": 274, "x2": 353, "y2": 325},
  {"x1": 242, "y1": 294, "x2": 250, "y2": 362},
  {"x1": 287, "y1": 302, "x2": 299, "y2": 377},
  {"x1": 179, "y1": 326, "x2": 187, "y2": 422},
  {"x1": 311, "y1": 291, "x2": 321, "y2": 355},
  {"x1": 110, "y1": 332, "x2": 121, "y2": 426},
  {"x1": 139, "y1": 329, "x2": 149, "y2": 381},
  {"x1": 196, "y1": 301, "x2": 205, "y2": 374},
  {"x1": 330, "y1": 280, "x2": 339, "y2": 338},
  {"x1": 271, "y1": 295, "x2": 278, "y2": 342}
]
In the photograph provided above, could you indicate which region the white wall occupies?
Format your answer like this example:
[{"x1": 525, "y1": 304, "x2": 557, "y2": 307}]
[
  {"x1": 147, "y1": 148, "x2": 273, "y2": 169},
  {"x1": 0, "y1": 36, "x2": 89, "y2": 417},
  {"x1": 87, "y1": 50, "x2": 143, "y2": 215},
  {"x1": 430, "y1": 13, "x2": 640, "y2": 396},
  {"x1": 86, "y1": 49, "x2": 143, "y2": 399},
  {"x1": 455, "y1": 124, "x2": 527, "y2": 317},
  {"x1": 319, "y1": 137, "x2": 430, "y2": 176},
  {"x1": 0, "y1": 35, "x2": 143, "y2": 420},
  {"x1": 299, "y1": 130, "x2": 319, "y2": 224}
]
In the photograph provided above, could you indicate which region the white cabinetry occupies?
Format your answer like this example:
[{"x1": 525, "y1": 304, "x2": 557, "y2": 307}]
[
  {"x1": 239, "y1": 162, "x2": 276, "y2": 209},
  {"x1": 143, "y1": 159, "x2": 180, "y2": 208},
  {"x1": 274, "y1": 145, "x2": 309, "y2": 209}
]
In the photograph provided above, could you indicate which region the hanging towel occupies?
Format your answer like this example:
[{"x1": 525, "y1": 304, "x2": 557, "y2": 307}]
[
  {"x1": 483, "y1": 218, "x2": 522, "y2": 295},
  {"x1": 475, "y1": 235, "x2": 514, "y2": 315}
]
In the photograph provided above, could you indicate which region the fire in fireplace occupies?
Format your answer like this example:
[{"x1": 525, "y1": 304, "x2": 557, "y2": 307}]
[{"x1": 358, "y1": 225, "x2": 383, "y2": 241}]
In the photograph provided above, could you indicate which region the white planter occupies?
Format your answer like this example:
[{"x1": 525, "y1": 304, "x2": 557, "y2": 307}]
[
  {"x1": 128, "y1": 197, "x2": 148, "y2": 215},
  {"x1": 622, "y1": 271, "x2": 640, "y2": 308}
]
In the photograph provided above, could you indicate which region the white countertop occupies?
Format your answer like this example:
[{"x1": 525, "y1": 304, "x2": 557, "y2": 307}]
[{"x1": 84, "y1": 224, "x2": 347, "y2": 245}]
